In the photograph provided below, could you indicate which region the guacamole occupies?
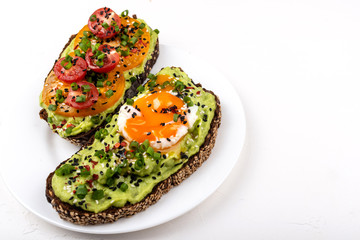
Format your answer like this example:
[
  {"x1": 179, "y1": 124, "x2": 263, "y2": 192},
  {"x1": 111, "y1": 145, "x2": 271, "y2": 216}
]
[
  {"x1": 40, "y1": 18, "x2": 158, "y2": 138},
  {"x1": 51, "y1": 67, "x2": 217, "y2": 213}
]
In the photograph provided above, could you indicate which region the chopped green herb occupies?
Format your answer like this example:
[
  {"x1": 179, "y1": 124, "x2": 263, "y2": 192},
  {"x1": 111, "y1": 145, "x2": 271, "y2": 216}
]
[
  {"x1": 91, "y1": 190, "x2": 104, "y2": 200},
  {"x1": 101, "y1": 22, "x2": 109, "y2": 29},
  {"x1": 129, "y1": 140, "x2": 139, "y2": 150},
  {"x1": 81, "y1": 84, "x2": 91, "y2": 93},
  {"x1": 121, "y1": 10, "x2": 129, "y2": 17},
  {"x1": 137, "y1": 85, "x2": 145, "y2": 92},
  {"x1": 96, "y1": 81, "x2": 104, "y2": 88},
  {"x1": 173, "y1": 113, "x2": 179, "y2": 122},
  {"x1": 120, "y1": 48, "x2": 129, "y2": 57},
  {"x1": 76, "y1": 184, "x2": 88, "y2": 199},
  {"x1": 76, "y1": 95, "x2": 86, "y2": 103},
  {"x1": 48, "y1": 104, "x2": 57, "y2": 111},
  {"x1": 80, "y1": 168, "x2": 90, "y2": 177},
  {"x1": 126, "y1": 98, "x2": 134, "y2": 105},
  {"x1": 120, "y1": 182, "x2": 128, "y2": 192},
  {"x1": 106, "y1": 177, "x2": 115, "y2": 186},
  {"x1": 65, "y1": 126, "x2": 74, "y2": 134},
  {"x1": 134, "y1": 158, "x2": 145, "y2": 170},
  {"x1": 126, "y1": 151, "x2": 134, "y2": 159},
  {"x1": 153, "y1": 152, "x2": 161, "y2": 160},
  {"x1": 105, "y1": 89, "x2": 114, "y2": 98},
  {"x1": 106, "y1": 115, "x2": 112, "y2": 123},
  {"x1": 89, "y1": 14, "x2": 96, "y2": 22},
  {"x1": 90, "y1": 115, "x2": 100, "y2": 124},
  {"x1": 146, "y1": 146, "x2": 154, "y2": 157},
  {"x1": 183, "y1": 96, "x2": 194, "y2": 106},
  {"x1": 71, "y1": 82, "x2": 79, "y2": 91},
  {"x1": 105, "y1": 168, "x2": 115, "y2": 178},
  {"x1": 130, "y1": 76, "x2": 137, "y2": 83},
  {"x1": 55, "y1": 164, "x2": 75, "y2": 176}
]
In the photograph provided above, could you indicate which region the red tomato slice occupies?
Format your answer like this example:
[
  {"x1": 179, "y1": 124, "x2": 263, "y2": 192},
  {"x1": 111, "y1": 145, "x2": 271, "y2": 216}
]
[
  {"x1": 65, "y1": 81, "x2": 99, "y2": 109},
  {"x1": 88, "y1": 7, "x2": 121, "y2": 39},
  {"x1": 85, "y1": 44, "x2": 120, "y2": 73},
  {"x1": 53, "y1": 56, "x2": 87, "y2": 83}
]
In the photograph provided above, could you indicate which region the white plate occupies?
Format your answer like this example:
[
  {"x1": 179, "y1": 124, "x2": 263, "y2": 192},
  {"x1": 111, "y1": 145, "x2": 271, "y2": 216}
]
[{"x1": 0, "y1": 44, "x2": 246, "y2": 234}]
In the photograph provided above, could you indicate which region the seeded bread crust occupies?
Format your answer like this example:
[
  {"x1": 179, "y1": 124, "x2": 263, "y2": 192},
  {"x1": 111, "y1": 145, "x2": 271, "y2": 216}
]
[
  {"x1": 39, "y1": 34, "x2": 160, "y2": 146},
  {"x1": 45, "y1": 81, "x2": 221, "y2": 225}
]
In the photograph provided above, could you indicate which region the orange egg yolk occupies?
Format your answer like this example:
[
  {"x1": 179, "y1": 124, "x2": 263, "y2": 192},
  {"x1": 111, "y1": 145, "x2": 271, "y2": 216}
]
[{"x1": 124, "y1": 75, "x2": 188, "y2": 145}]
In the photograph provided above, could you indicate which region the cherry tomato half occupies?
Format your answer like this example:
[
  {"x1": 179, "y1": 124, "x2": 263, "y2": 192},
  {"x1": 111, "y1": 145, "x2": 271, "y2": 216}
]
[
  {"x1": 65, "y1": 81, "x2": 99, "y2": 109},
  {"x1": 85, "y1": 44, "x2": 120, "y2": 73},
  {"x1": 53, "y1": 56, "x2": 87, "y2": 83},
  {"x1": 88, "y1": 7, "x2": 121, "y2": 39}
]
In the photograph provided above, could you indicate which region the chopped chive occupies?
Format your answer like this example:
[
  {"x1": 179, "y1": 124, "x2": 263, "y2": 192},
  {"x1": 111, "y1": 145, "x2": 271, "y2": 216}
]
[
  {"x1": 48, "y1": 104, "x2": 57, "y2": 111},
  {"x1": 121, "y1": 40, "x2": 127, "y2": 46},
  {"x1": 175, "y1": 81, "x2": 185, "y2": 91},
  {"x1": 105, "y1": 89, "x2": 114, "y2": 98},
  {"x1": 146, "y1": 146, "x2": 154, "y2": 157},
  {"x1": 65, "y1": 126, "x2": 74, "y2": 134},
  {"x1": 81, "y1": 84, "x2": 91, "y2": 92},
  {"x1": 71, "y1": 82, "x2": 79, "y2": 91},
  {"x1": 76, "y1": 184, "x2": 88, "y2": 199},
  {"x1": 148, "y1": 80, "x2": 156, "y2": 87},
  {"x1": 153, "y1": 152, "x2": 161, "y2": 160},
  {"x1": 120, "y1": 182, "x2": 128, "y2": 192},
  {"x1": 126, "y1": 151, "x2": 134, "y2": 159},
  {"x1": 129, "y1": 140, "x2": 139, "y2": 150},
  {"x1": 89, "y1": 14, "x2": 96, "y2": 22},
  {"x1": 101, "y1": 22, "x2": 109, "y2": 29},
  {"x1": 55, "y1": 164, "x2": 75, "y2": 176},
  {"x1": 91, "y1": 189, "x2": 104, "y2": 200},
  {"x1": 76, "y1": 95, "x2": 86, "y2": 103},
  {"x1": 126, "y1": 98, "x2": 134, "y2": 105},
  {"x1": 121, "y1": 34, "x2": 129, "y2": 41},
  {"x1": 121, "y1": 10, "x2": 129, "y2": 17},
  {"x1": 129, "y1": 36, "x2": 138, "y2": 45},
  {"x1": 133, "y1": 22, "x2": 139, "y2": 28},
  {"x1": 154, "y1": 29, "x2": 160, "y2": 34},
  {"x1": 96, "y1": 81, "x2": 104, "y2": 88},
  {"x1": 136, "y1": 29, "x2": 144, "y2": 36},
  {"x1": 80, "y1": 168, "x2": 90, "y2": 177},
  {"x1": 183, "y1": 96, "x2": 194, "y2": 106},
  {"x1": 130, "y1": 76, "x2": 137, "y2": 83},
  {"x1": 120, "y1": 48, "x2": 129, "y2": 57},
  {"x1": 90, "y1": 115, "x2": 100, "y2": 124},
  {"x1": 139, "y1": 23, "x2": 145, "y2": 29},
  {"x1": 134, "y1": 158, "x2": 144, "y2": 170},
  {"x1": 173, "y1": 113, "x2": 179, "y2": 122},
  {"x1": 137, "y1": 85, "x2": 145, "y2": 92}
]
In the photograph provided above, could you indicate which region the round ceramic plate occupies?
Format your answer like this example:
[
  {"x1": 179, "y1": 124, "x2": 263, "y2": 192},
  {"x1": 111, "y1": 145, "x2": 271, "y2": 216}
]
[{"x1": 0, "y1": 44, "x2": 246, "y2": 234}]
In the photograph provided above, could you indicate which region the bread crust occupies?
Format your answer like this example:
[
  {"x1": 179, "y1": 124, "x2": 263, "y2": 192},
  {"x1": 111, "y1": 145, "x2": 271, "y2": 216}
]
[
  {"x1": 45, "y1": 82, "x2": 221, "y2": 225},
  {"x1": 39, "y1": 35, "x2": 160, "y2": 146}
]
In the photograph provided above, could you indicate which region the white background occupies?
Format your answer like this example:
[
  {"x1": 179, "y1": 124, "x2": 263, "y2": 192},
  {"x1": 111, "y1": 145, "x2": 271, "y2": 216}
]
[{"x1": 1, "y1": 0, "x2": 360, "y2": 239}]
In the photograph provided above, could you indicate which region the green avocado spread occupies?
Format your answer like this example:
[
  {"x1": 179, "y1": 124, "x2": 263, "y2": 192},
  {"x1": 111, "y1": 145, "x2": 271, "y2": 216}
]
[
  {"x1": 39, "y1": 18, "x2": 158, "y2": 138},
  {"x1": 51, "y1": 67, "x2": 217, "y2": 213}
]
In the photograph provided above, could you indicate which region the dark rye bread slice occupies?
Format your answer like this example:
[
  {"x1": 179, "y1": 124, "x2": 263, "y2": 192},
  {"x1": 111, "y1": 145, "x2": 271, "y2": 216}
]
[
  {"x1": 39, "y1": 21, "x2": 160, "y2": 146},
  {"x1": 45, "y1": 88, "x2": 221, "y2": 225}
]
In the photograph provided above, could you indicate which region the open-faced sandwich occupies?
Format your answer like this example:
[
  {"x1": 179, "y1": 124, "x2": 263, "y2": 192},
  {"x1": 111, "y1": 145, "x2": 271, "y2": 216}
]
[
  {"x1": 39, "y1": 7, "x2": 160, "y2": 145},
  {"x1": 46, "y1": 67, "x2": 221, "y2": 225}
]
